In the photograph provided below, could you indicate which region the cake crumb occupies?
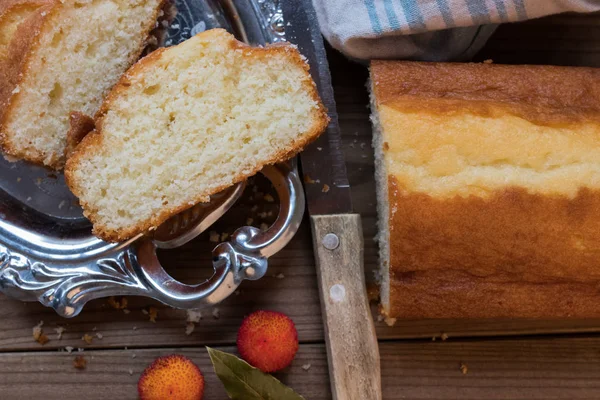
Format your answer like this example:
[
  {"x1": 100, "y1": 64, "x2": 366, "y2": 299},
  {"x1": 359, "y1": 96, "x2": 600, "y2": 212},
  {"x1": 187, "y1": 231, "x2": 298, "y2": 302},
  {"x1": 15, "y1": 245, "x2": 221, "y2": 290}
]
[
  {"x1": 92, "y1": 327, "x2": 97, "y2": 331},
  {"x1": 384, "y1": 317, "x2": 397, "y2": 326},
  {"x1": 95, "y1": 333, "x2": 103, "y2": 340},
  {"x1": 220, "y1": 232, "x2": 229, "y2": 241},
  {"x1": 376, "y1": 314, "x2": 384, "y2": 322},
  {"x1": 209, "y1": 231, "x2": 219, "y2": 243},
  {"x1": 82, "y1": 334, "x2": 93, "y2": 345},
  {"x1": 147, "y1": 307, "x2": 158, "y2": 323},
  {"x1": 128, "y1": 368, "x2": 134, "y2": 376},
  {"x1": 108, "y1": 296, "x2": 128, "y2": 310},
  {"x1": 212, "y1": 308, "x2": 220, "y2": 319},
  {"x1": 65, "y1": 346, "x2": 74, "y2": 353},
  {"x1": 441, "y1": 332, "x2": 449, "y2": 341},
  {"x1": 54, "y1": 326, "x2": 65, "y2": 340},
  {"x1": 260, "y1": 223, "x2": 269, "y2": 231},
  {"x1": 186, "y1": 309, "x2": 203, "y2": 323},
  {"x1": 460, "y1": 362, "x2": 468, "y2": 375},
  {"x1": 246, "y1": 217, "x2": 254, "y2": 225},
  {"x1": 301, "y1": 363, "x2": 312, "y2": 371},
  {"x1": 132, "y1": 353, "x2": 137, "y2": 359},
  {"x1": 250, "y1": 205, "x2": 258, "y2": 212},
  {"x1": 185, "y1": 322, "x2": 195, "y2": 336},
  {"x1": 322, "y1": 184, "x2": 330, "y2": 193},
  {"x1": 264, "y1": 194, "x2": 275, "y2": 202},
  {"x1": 483, "y1": 59, "x2": 493, "y2": 64},
  {"x1": 132, "y1": 326, "x2": 137, "y2": 331},
  {"x1": 123, "y1": 309, "x2": 131, "y2": 314},
  {"x1": 304, "y1": 174, "x2": 316, "y2": 184},
  {"x1": 73, "y1": 356, "x2": 87, "y2": 370},
  {"x1": 275, "y1": 273, "x2": 285, "y2": 279},
  {"x1": 33, "y1": 321, "x2": 49, "y2": 345}
]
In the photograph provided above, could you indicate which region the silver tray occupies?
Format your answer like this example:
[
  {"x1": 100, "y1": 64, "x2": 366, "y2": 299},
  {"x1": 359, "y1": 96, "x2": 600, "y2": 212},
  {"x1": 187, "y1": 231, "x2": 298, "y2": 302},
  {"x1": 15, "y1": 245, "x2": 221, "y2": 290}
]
[{"x1": 0, "y1": 0, "x2": 304, "y2": 317}]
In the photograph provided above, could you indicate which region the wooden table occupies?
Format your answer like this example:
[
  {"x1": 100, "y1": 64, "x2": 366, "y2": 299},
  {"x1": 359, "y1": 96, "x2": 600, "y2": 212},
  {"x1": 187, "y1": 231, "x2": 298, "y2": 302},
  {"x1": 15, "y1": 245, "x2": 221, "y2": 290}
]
[{"x1": 1, "y1": 12, "x2": 600, "y2": 400}]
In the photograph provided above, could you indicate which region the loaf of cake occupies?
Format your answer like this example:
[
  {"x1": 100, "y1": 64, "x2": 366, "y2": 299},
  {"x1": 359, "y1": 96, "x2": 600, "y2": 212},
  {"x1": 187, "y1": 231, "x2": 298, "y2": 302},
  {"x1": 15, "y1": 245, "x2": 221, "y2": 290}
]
[
  {"x1": 65, "y1": 29, "x2": 328, "y2": 242},
  {"x1": 0, "y1": 0, "x2": 169, "y2": 169},
  {"x1": 371, "y1": 60, "x2": 600, "y2": 319}
]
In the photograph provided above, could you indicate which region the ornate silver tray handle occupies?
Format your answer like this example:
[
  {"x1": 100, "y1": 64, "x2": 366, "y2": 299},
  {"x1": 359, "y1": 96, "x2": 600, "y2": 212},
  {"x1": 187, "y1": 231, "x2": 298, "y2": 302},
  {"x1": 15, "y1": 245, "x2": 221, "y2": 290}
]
[
  {"x1": 0, "y1": 164, "x2": 303, "y2": 318},
  {"x1": 0, "y1": 0, "x2": 303, "y2": 318}
]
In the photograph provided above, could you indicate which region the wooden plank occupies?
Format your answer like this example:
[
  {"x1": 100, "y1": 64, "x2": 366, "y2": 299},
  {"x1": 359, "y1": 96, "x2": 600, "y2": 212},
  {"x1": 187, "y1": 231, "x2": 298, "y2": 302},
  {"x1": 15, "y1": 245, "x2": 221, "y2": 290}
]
[
  {"x1": 380, "y1": 337, "x2": 600, "y2": 399},
  {"x1": 0, "y1": 344, "x2": 330, "y2": 400},
  {"x1": 0, "y1": 221, "x2": 325, "y2": 351},
  {"x1": 3, "y1": 338, "x2": 600, "y2": 399}
]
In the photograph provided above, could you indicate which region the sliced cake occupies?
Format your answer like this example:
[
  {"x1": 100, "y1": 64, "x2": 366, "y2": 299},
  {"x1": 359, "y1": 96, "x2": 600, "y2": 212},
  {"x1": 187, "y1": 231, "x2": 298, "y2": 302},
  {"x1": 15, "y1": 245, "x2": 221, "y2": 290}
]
[
  {"x1": 371, "y1": 61, "x2": 600, "y2": 319},
  {"x1": 65, "y1": 29, "x2": 329, "y2": 242},
  {"x1": 0, "y1": 0, "x2": 169, "y2": 168}
]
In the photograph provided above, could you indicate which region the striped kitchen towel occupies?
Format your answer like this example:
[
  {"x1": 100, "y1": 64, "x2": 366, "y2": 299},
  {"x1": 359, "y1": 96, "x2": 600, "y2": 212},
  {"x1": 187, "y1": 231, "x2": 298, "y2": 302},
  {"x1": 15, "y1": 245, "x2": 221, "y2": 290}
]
[{"x1": 312, "y1": 0, "x2": 600, "y2": 61}]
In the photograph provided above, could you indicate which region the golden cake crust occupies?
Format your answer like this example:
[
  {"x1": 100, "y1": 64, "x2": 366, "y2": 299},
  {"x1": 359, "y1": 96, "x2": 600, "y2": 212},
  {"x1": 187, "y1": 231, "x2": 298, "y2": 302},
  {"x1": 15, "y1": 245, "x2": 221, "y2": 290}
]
[
  {"x1": 65, "y1": 29, "x2": 329, "y2": 242},
  {"x1": 0, "y1": 0, "x2": 53, "y2": 144},
  {"x1": 387, "y1": 178, "x2": 600, "y2": 318},
  {"x1": 371, "y1": 60, "x2": 600, "y2": 126},
  {"x1": 372, "y1": 61, "x2": 600, "y2": 318}
]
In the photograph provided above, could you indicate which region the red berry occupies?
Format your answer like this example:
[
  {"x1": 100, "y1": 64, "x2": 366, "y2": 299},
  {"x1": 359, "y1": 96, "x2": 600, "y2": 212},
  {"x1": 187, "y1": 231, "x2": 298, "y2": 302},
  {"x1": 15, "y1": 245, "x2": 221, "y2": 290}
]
[{"x1": 237, "y1": 310, "x2": 299, "y2": 373}]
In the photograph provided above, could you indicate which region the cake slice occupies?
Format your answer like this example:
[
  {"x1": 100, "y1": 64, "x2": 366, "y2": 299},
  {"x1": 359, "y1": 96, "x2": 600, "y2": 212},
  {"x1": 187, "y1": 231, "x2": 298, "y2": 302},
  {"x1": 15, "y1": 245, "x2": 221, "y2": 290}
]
[
  {"x1": 371, "y1": 61, "x2": 600, "y2": 319},
  {"x1": 0, "y1": 0, "x2": 169, "y2": 169},
  {"x1": 65, "y1": 29, "x2": 328, "y2": 242}
]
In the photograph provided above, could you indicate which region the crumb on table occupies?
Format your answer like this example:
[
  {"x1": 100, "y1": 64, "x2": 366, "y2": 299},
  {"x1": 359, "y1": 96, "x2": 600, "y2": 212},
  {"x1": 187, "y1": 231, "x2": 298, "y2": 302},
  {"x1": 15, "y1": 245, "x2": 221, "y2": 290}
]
[{"x1": 73, "y1": 356, "x2": 87, "y2": 370}]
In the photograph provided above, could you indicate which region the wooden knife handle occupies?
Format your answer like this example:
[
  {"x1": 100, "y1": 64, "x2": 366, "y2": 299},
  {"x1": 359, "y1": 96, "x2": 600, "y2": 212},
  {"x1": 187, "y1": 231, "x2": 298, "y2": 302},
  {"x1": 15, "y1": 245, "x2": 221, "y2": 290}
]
[{"x1": 310, "y1": 213, "x2": 382, "y2": 400}]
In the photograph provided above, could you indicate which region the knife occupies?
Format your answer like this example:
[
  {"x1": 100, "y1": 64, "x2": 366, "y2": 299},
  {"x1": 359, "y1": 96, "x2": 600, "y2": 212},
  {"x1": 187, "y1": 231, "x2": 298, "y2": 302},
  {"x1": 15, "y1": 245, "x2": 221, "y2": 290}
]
[{"x1": 281, "y1": 1, "x2": 382, "y2": 399}]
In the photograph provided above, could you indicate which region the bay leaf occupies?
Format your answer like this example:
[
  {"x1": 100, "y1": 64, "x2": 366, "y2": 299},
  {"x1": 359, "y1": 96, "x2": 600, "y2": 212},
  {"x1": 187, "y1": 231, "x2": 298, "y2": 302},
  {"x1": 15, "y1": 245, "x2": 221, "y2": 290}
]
[{"x1": 207, "y1": 347, "x2": 306, "y2": 400}]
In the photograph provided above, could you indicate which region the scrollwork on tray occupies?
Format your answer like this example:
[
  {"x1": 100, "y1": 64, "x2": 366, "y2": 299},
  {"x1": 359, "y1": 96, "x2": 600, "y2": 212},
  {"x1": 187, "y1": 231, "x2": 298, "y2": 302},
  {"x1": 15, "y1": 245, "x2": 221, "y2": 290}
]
[{"x1": 0, "y1": 245, "x2": 147, "y2": 317}]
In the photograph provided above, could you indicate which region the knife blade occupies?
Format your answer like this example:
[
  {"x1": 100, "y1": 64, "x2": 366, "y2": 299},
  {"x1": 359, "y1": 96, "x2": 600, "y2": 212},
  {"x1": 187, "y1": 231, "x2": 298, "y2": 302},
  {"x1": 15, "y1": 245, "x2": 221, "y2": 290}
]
[
  {"x1": 281, "y1": 1, "x2": 382, "y2": 399},
  {"x1": 281, "y1": 0, "x2": 352, "y2": 216}
]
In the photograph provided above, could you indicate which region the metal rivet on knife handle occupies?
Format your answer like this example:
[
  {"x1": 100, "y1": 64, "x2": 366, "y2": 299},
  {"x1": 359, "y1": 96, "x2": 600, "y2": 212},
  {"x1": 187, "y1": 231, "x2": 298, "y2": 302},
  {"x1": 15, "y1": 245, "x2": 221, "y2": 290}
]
[{"x1": 322, "y1": 233, "x2": 340, "y2": 250}]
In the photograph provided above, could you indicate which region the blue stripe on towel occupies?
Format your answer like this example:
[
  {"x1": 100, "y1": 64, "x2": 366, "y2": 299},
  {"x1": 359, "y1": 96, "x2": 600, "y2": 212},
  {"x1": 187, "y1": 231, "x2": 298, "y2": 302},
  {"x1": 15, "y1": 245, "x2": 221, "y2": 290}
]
[
  {"x1": 383, "y1": 0, "x2": 400, "y2": 30},
  {"x1": 398, "y1": 0, "x2": 426, "y2": 31},
  {"x1": 363, "y1": 0, "x2": 383, "y2": 34},
  {"x1": 435, "y1": 0, "x2": 455, "y2": 27},
  {"x1": 466, "y1": 0, "x2": 491, "y2": 24},
  {"x1": 513, "y1": 0, "x2": 528, "y2": 20},
  {"x1": 492, "y1": 0, "x2": 509, "y2": 21}
]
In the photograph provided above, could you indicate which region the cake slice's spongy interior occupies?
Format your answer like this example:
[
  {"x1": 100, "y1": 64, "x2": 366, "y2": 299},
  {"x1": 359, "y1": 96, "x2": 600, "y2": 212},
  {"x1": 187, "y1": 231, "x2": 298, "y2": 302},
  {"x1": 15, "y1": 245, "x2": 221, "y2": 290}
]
[
  {"x1": 4, "y1": 0, "x2": 162, "y2": 167},
  {"x1": 72, "y1": 32, "x2": 321, "y2": 234},
  {"x1": 380, "y1": 100, "x2": 600, "y2": 199}
]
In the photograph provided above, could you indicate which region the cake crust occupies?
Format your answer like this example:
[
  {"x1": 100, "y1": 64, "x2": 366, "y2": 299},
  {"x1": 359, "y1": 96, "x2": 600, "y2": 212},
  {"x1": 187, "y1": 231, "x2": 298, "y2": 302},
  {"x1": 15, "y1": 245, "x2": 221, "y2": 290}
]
[
  {"x1": 0, "y1": 0, "x2": 53, "y2": 137},
  {"x1": 371, "y1": 60, "x2": 600, "y2": 126},
  {"x1": 387, "y1": 178, "x2": 600, "y2": 318},
  {"x1": 372, "y1": 61, "x2": 600, "y2": 319},
  {"x1": 65, "y1": 29, "x2": 328, "y2": 242}
]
